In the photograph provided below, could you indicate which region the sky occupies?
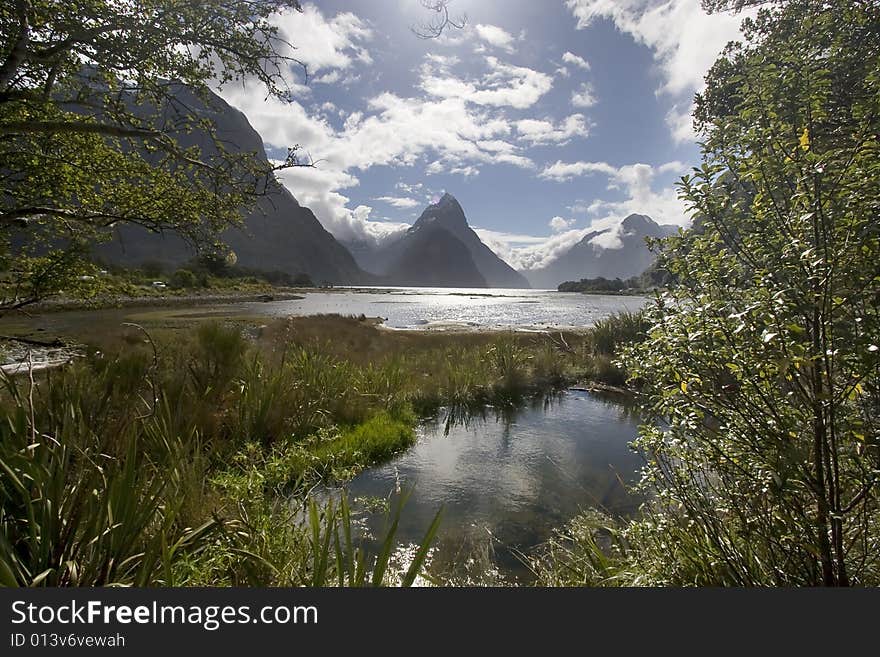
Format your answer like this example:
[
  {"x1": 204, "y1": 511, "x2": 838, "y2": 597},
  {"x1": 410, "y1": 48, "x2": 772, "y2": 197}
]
[{"x1": 216, "y1": 0, "x2": 749, "y2": 271}]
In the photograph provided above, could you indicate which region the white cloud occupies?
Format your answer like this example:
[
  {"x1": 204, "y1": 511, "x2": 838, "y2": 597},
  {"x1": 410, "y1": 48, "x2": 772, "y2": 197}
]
[
  {"x1": 504, "y1": 228, "x2": 596, "y2": 271},
  {"x1": 571, "y1": 82, "x2": 597, "y2": 108},
  {"x1": 549, "y1": 216, "x2": 576, "y2": 232},
  {"x1": 220, "y1": 77, "x2": 533, "y2": 242},
  {"x1": 562, "y1": 51, "x2": 591, "y2": 70},
  {"x1": 273, "y1": 3, "x2": 372, "y2": 76},
  {"x1": 420, "y1": 56, "x2": 553, "y2": 109},
  {"x1": 471, "y1": 158, "x2": 691, "y2": 270},
  {"x1": 426, "y1": 162, "x2": 481, "y2": 178},
  {"x1": 214, "y1": 9, "x2": 610, "y2": 245},
  {"x1": 584, "y1": 162, "x2": 688, "y2": 229},
  {"x1": 373, "y1": 196, "x2": 421, "y2": 208},
  {"x1": 423, "y1": 53, "x2": 460, "y2": 71},
  {"x1": 565, "y1": 0, "x2": 744, "y2": 95},
  {"x1": 452, "y1": 165, "x2": 481, "y2": 177},
  {"x1": 565, "y1": 0, "x2": 748, "y2": 141},
  {"x1": 567, "y1": 199, "x2": 592, "y2": 214},
  {"x1": 539, "y1": 160, "x2": 617, "y2": 182},
  {"x1": 474, "y1": 24, "x2": 517, "y2": 52},
  {"x1": 658, "y1": 160, "x2": 687, "y2": 174},
  {"x1": 515, "y1": 114, "x2": 591, "y2": 144},
  {"x1": 485, "y1": 159, "x2": 694, "y2": 266},
  {"x1": 472, "y1": 228, "x2": 549, "y2": 268},
  {"x1": 395, "y1": 181, "x2": 424, "y2": 195},
  {"x1": 499, "y1": 211, "x2": 657, "y2": 271},
  {"x1": 665, "y1": 102, "x2": 696, "y2": 143},
  {"x1": 313, "y1": 70, "x2": 341, "y2": 85}
]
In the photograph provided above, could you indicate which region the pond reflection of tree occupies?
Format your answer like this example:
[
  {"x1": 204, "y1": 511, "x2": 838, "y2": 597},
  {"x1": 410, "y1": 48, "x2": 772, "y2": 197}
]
[
  {"x1": 432, "y1": 387, "x2": 640, "y2": 435},
  {"x1": 428, "y1": 389, "x2": 565, "y2": 435}
]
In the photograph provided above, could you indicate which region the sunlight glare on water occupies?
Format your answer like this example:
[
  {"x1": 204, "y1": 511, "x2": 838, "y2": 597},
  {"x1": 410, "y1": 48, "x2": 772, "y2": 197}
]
[{"x1": 239, "y1": 287, "x2": 648, "y2": 330}]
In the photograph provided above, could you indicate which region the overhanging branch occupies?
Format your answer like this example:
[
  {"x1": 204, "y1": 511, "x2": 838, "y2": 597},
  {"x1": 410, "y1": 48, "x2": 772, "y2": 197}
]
[{"x1": 0, "y1": 120, "x2": 160, "y2": 138}]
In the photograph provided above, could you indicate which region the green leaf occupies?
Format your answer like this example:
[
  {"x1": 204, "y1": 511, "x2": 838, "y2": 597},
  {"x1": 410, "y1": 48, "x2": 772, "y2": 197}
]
[{"x1": 401, "y1": 507, "x2": 444, "y2": 587}]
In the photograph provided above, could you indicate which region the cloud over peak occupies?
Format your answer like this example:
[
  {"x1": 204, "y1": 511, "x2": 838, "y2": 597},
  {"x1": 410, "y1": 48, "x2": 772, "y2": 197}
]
[{"x1": 549, "y1": 216, "x2": 576, "y2": 232}]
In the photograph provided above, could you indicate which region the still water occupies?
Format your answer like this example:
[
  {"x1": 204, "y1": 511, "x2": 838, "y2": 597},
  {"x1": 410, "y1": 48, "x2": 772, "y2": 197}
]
[{"x1": 338, "y1": 389, "x2": 644, "y2": 584}]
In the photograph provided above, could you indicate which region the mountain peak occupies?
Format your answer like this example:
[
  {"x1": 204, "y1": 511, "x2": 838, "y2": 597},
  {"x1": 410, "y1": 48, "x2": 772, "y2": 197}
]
[
  {"x1": 372, "y1": 192, "x2": 528, "y2": 288},
  {"x1": 429, "y1": 192, "x2": 464, "y2": 216},
  {"x1": 435, "y1": 191, "x2": 457, "y2": 206},
  {"x1": 620, "y1": 213, "x2": 657, "y2": 232},
  {"x1": 524, "y1": 212, "x2": 666, "y2": 288},
  {"x1": 413, "y1": 192, "x2": 468, "y2": 231}
]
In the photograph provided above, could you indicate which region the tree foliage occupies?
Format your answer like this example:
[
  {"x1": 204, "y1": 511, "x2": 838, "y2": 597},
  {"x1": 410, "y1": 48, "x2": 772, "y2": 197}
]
[
  {"x1": 623, "y1": 0, "x2": 880, "y2": 585},
  {"x1": 701, "y1": 0, "x2": 778, "y2": 14},
  {"x1": 0, "y1": 0, "x2": 305, "y2": 311}
]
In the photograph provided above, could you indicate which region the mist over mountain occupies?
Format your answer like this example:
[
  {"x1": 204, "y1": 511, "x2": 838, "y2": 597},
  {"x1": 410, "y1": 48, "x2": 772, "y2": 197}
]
[
  {"x1": 524, "y1": 213, "x2": 677, "y2": 289},
  {"x1": 345, "y1": 193, "x2": 530, "y2": 288},
  {"x1": 93, "y1": 84, "x2": 366, "y2": 284}
]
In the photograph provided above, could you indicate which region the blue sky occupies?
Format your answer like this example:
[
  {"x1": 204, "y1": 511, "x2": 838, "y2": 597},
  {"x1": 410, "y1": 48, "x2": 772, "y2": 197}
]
[{"x1": 217, "y1": 0, "x2": 747, "y2": 270}]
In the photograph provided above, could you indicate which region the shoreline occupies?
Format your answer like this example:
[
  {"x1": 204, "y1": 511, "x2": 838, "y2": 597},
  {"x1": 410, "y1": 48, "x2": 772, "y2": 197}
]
[{"x1": 23, "y1": 289, "x2": 309, "y2": 313}]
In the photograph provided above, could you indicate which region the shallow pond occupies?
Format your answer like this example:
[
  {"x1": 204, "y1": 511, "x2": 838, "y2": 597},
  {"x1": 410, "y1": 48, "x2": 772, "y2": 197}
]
[{"x1": 339, "y1": 389, "x2": 644, "y2": 584}]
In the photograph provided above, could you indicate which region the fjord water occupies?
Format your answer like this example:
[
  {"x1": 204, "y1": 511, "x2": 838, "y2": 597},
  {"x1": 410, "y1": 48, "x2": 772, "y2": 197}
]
[
  {"x1": 1, "y1": 288, "x2": 648, "y2": 339},
  {"x1": 342, "y1": 390, "x2": 644, "y2": 583},
  {"x1": 238, "y1": 287, "x2": 648, "y2": 329}
]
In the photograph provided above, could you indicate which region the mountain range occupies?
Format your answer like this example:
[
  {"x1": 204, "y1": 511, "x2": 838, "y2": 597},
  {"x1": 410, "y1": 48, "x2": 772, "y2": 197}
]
[
  {"x1": 523, "y1": 214, "x2": 677, "y2": 289},
  {"x1": 85, "y1": 84, "x2": 673, "y2": 288}
]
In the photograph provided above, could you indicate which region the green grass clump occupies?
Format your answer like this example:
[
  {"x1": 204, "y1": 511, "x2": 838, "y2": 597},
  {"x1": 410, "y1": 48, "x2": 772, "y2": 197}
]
[
  {"x1": 587, "y1": 311, "x2": 650, "y2": 357},
  {"x1": 307, "y1": 412, "x2": 416, "y2": 482}
]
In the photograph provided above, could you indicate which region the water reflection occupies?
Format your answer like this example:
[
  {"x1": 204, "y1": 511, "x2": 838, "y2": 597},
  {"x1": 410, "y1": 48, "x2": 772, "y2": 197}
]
[{"x1": 340, "y1": 389, "x2": 644, "y2": 584}]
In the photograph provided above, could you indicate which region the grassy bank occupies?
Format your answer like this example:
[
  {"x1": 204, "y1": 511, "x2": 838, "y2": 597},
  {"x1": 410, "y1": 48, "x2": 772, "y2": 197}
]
[
  {"x1": 0, "y1": 312, "x2": 646, "y2": 586},
  {"x1": 20, "y1": 284, "x2": 308, "y2": 313}
]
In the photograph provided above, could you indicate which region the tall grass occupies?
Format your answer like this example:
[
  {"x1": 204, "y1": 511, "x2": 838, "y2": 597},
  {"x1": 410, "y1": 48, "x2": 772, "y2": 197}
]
[
  {"x1": 0, "y1": 324, "x2": 425, "y2": 586},
  {"x1": 581, "y1": 312, "x2": 651, "y2": 387},
  {"x1": 0, "y1": 312, "x2": 649, "y2": 586},
  {"x1": 586, "y1": 311, "x2": 650, "y2": 357},
  {"x1": 530, "y1": 511, "x2": 635, "y2": 587},
  {"x1": 0, "y1": 370, "x2": 222, "y2": 586}
]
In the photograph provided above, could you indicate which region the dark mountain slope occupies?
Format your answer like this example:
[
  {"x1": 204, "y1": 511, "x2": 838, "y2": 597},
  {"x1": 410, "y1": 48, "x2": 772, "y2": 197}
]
[
  {"x1": 385, "y1": 224, "x2": 487, "y2": 287},
  {"x1": 93, "y1": 84, "x2": 365, "y2": 284}
]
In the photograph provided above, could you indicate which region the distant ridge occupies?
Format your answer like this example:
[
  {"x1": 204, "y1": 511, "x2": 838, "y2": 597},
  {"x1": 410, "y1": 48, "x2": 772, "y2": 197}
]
[{"x1": 524, "y1": 213, "x2": 677, "y2": 289}]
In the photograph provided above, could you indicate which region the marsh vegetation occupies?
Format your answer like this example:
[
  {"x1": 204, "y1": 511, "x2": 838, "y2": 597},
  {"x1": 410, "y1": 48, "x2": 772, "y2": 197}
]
[{"x1": 0, "y1": 313, "x2": 643, "y2": 586}]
